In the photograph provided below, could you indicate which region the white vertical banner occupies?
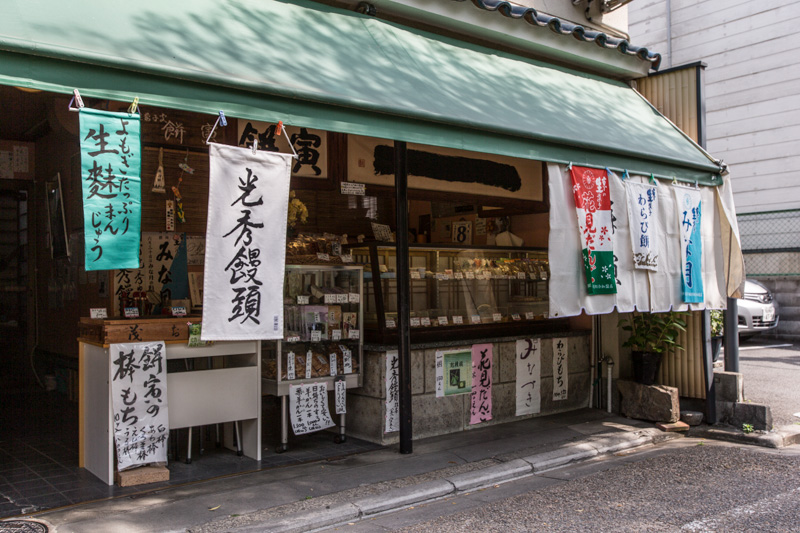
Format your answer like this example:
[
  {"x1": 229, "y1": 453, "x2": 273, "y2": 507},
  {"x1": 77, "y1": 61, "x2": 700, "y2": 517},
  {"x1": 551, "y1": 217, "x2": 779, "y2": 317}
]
[
  {"x1": 515, "y1": 338, "x2": 541, "y2": 416},
  {"x1": 625, "y1": 181, "x2": 659, "y2": 271},
  {"x1": 202, "y1": 143, "x2": 292, "y2": 340},
  {"x1": 435, "y1": 350, "x2": 444, "y2": 398},
  {"x1": 335, "y1": 378, "x2": 347, "y2": 414},
  {"x1": 385, "y1": 350, "x2": 399, "y2": 433},
  {"x1": 289, "y1": 382, "x2": 335, "y2": 435},
  {"x1": 110, "y1": 341, "x2": 169, "y2": 471},
  {"x1": 553, "y1": 338, "x2": 569, "y2": 401}
]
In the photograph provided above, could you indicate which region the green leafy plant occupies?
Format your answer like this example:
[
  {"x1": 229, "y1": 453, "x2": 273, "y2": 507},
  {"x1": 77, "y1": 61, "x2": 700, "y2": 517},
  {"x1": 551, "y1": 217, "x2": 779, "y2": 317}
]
[
  {"x1": 618, "y1": 311, "x2": 688, "y2": 354},
  {"x1": 742, "y1": 423, "x2": 754, "y2": 434},
  {"x1": 710, "y1": 310, "x2": 724, "y2": 337}
]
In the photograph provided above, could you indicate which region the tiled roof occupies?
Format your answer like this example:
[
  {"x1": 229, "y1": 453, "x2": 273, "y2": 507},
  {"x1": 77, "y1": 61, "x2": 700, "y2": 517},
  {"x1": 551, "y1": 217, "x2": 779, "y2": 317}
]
[{"x1": 453, "y1": 0, "x2": 662, "y2": 70}]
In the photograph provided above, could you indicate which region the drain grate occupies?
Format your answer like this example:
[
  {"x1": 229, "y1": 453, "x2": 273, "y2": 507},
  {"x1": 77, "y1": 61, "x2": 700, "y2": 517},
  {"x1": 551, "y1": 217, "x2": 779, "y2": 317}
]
[{"x1": 0, "y1": 520, "x2": 49, "y2": 533}]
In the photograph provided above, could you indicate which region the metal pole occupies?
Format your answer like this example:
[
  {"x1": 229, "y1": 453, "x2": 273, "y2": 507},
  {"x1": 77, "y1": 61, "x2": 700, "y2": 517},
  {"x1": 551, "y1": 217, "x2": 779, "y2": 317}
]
[
  {"x1": 724, "y1": 298, "x2": 740, "y2": 373},
  {"x1": 394, "y1": 141, "x2": 412, "y2": 454},
  {"x1": 701, "y1": 310, "x2": 717, "y2": 424}
]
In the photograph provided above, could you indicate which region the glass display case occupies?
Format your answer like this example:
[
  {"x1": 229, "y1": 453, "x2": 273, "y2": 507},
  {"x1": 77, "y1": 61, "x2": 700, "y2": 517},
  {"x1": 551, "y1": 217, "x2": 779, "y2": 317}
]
[
  {"x1": 350, "y1": 244, "x2": 563, "y2": 343},
  {"x1": 261, "y1": 264, "x2": 363, "y2": 451}
]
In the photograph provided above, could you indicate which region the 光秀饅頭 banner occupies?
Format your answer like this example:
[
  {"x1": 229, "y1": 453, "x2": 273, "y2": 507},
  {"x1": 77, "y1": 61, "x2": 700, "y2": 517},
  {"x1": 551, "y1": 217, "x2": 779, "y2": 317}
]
[
  {"x1": 625, "y1": 181, "x2": 659, "y2": 271},
  {"x1": 568, "y1": 166, "x2": 616, "y2": 294},
  {"x1": 202, "y1": 143, "x2": 292, "y2": 340},
  {"x1": 110, "y1": 341, "x2": 168, "y2": 471},
  {"x1": 79, "y1": 108, "x2": 141, "y2": 271},
  {"x1": 385, "y1": 350, "x2": 399, "y2": 433},
  {"x1": 674, "y1": 186, "x2": 704, "y2": 303}
]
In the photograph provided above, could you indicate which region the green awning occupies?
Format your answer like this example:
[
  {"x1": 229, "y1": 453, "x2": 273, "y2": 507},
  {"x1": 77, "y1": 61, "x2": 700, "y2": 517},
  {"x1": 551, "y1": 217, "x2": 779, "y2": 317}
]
[{"x1": 0, "y1": 0, "x2": 723, "y2": 184}]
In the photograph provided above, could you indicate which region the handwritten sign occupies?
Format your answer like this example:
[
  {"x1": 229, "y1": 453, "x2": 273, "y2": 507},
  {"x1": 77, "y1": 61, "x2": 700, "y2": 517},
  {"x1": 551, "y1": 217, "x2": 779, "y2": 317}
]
[
  {"x1": 675, "y1": 187, "x2": 704, "y2": 303},
  {"x1": 305, "y1": 351, "x2": 312, "y2": 379},
  {"x1": 515, "y1": 339, "x2": 541, "y2": 416},
  {"x1": 471, "y1": 315, "x2": 481, "y2": 324},
  {"x1": 525, "y1": 312, "x2": 535, "y2": 320},
  {"x1": 335, "y1": 377, "x2": 347, "y2": 414},
  {"x1": 342, "y1": 347, "x2": 353, "y2": 374},
  {"x1": 79, "y1": 108, "x2": 141, "y2": 271},
  {"x1": 340, "y1": 181, "x2": 365, "y2": 196},
  {"x1": 435, "y1": 351, "x2": 445, "y2": 397},
  {"x1": 385, "y1": 350, "x2": 399, "y2": 433},
  {"x1": 438, "y1": 316, "x2": 449, "y2": 326},
  {"x1": 626, "y1": 180, "x2": 659, "y2": 271},
  {"x1": 470, "y1": 344, "x2": 492, "y2": 425},
  {"x1": 452, "y1": 315, "x2": 464, "y2": 325},
  {"x1": 90, "y1": 308, "x2": 108, "y2": 319},
  {"x1": 287, "y1": 351, "x2": 296, "y2": 380},
  {"x1": 329, "y1": 353, "x2": 338, "y2": 376},
  {"x1": 420, "y1": 317, "x2": 431, "y2": 327},
  {"x1": 410, "y1": 317, "x2": 421, "y2": 327},
  {"x1": 297, "y1": 295, "x2": 310, "y2": 305},
  {"x1": 289, "y1": 382, "x2": 335, "y2": 435},
  {"x1": 171, "y1": 306, "x2": 187, "y2": 317},
  {"x1": 110, "y1": 341, "x2": 168, "y2": 471},
  {"x1": 124, "y1": 307, "x2": 139, "y2": 318},
  {"x1": 371, "y1": 222, "x2": 393, "y2": 242},
  {"x1": 202, "y1": 144, "x2": 291, "y2": 341},
  {"x1": 553, "y1": 337, "x2": 569, "y2": 401},
  {"x1": 386, "y1": 319, "x2": 397, "y2": 328}
]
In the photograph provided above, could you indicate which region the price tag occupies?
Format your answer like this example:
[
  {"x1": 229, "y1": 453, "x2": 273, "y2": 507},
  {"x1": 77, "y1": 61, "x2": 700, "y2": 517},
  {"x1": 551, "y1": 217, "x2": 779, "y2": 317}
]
[
  {"x1": 314, "y1": 311, "x2": 321, "y2": 323},
  {"x1": 297, "y1": 295, "x2": 310, "y2": 305},
  {"x1": 317, "y1": 253, "x2": 330, "y2": 261},
  {"x1": 435, "y1": 273, "x2": 445, "y2": 281},
  {"x1": 517, "y1": 272, "x2": 526, "y2": 280},
  {"x1": 410, "y1": 270, "x2": 421, "y2": 280},
  {"x1": 454, "y1": 272, "x2": 464, "y2": 280},
  {"x1": 438, "y1": 316, "x2": 448, "y2": 326},
  {"x1": 331, "y1": 329, "x2": 342, "y2": 341},
  {"x1": 442, "y1": 274, "x2": 452, "y2": 280},
  {"x1": 324, "y1": 294, "x2": 337, "y2": 304},
  {"x1": 466, "y1": 272, "x2": 475, "y2": 280},
  {"x1": 306, "y1": 351, "x2": 313, "y2": 379},
  {"x1": 493, "y1": 313, "x2": 503, "y2": 322},
  {"x1": 336, "y1": 293, "x2": 349, "y2": 304},
  {"x1": 348, "y1": 329, "x2": 360, "y2": 340},
  {"x1": 124, "y1": 307, "x2": 139, "y2": 318},
  {"x1": 287, "y1": 352, "x2": 296, "y2": 380},
  {"x1": 525, "y1": 312, "x2": 535, "y2": 320},
  {"x1": 470, "y1": 314, "x2": 481, "y2": 324},
  {"x1": 386, "y1": 319, "x2": 396, "y2": 328},
  {"x1": 452, "y1": 315, "x2": 464, "y2": 325},
  {"x1": 171, "y1": 306, "x2": 187, "y2": 317},
  {"x1": 343, "y1": 349, "x2": 353, "y2": 373},
  {"x1": 286, "y1": 335, "x2": 301, "y2": 343},
  {"x1": 340, "y1": 254, "x2": 354, "y2": 263},
  {"x1": 348, "y1": 293, "x2": 360, "y2": 303},
  {"x1": 420, "y1": 317, "x2": 431, "y2": 327},
  {"x1": 89, "y1": 308, "x2": 108, "y2": 319},
  {"x1": 512, "y1": 313, "x2": 521, "y2": 321},
  {"x1": 540, "y1": 270, "x2": 548, "y2": 280},
  {"x1": 329, "y1": 354, "x2": 338, "y2": 376},
  {"x1": 340, "y1": 181, "x2": 366, "y2": 195},
  {"x1": 311, "y1": 330, "x2": 322, "y2": 342},
  {"x1": 410, "y1": 317, "x2": 421, "y2": 327}
]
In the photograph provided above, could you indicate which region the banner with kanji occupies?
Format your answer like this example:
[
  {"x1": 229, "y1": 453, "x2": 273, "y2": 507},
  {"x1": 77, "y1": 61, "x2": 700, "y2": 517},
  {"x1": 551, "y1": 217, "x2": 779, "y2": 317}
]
[
  {"x1": 569, "y1": 166, "x2": 616, "y2": 294},
  {"x1": 515, "y1": 339, "x2": 541, "y2": 416},
  {"x1": 202, "y1": 143, "x2": 292, "y2": 340},
  {"x1": 289, "y1": 382, "x2": 335, "y2": 435},
  {"x1": 625, "y1": 181, "x2": 659, "y2": 271},
  {"x1": 675, "y1": 187, "x2": 704, "y2": 303},
  {"x1": 79, "y1": 108, "x2": 141, "y2": 271},
  {"x1": 470, "y1": 344, "x2": 493, "y2": 425},
  {"x1": 110, "y1": 341, "x2": 169, "y2": 471}
]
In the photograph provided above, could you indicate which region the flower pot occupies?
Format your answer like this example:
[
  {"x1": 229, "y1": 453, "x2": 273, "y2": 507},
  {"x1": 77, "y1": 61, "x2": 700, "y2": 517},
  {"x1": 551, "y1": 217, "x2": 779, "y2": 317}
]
[
  {"x1": 711, "y1": 335, "x2": 723, "y2": 362},
  {"x1": 631, "y1": 350, "x2": 663, "y2": 385}
]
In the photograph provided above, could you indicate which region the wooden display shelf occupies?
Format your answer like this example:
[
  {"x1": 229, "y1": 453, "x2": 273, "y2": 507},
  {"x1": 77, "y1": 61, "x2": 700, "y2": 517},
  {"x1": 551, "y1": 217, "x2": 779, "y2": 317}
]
[{"x1": 78, "y1": 316, "x2": 202, "y2": 345}]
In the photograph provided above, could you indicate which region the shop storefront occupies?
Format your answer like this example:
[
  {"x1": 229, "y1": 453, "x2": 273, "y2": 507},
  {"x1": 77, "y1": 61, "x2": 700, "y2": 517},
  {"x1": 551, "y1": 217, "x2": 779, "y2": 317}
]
[{"x1": 0, "y1": 0, "x2": 741, "y2": 517}]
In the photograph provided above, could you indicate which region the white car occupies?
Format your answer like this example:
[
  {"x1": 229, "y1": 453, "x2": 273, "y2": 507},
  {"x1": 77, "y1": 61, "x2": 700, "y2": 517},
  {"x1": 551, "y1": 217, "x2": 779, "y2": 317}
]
[{"x1": 738, "y1": 279, "x2": 779, "y2": 338}]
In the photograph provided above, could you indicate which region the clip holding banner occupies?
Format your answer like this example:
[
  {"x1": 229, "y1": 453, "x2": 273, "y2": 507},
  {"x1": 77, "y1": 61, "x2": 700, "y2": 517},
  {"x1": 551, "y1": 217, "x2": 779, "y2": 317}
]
[
  {"x1": 127, "y1": 97, "x2": 140, "y2": 114},
  {"x1": 649, "y1": 173, "x2": 658, "y2": 186},
  {"x1": 68, "y1": 89, "x2": 85, "y2": 111},
  {"x1": 621, "y1": 169, "x2": 630, "y2": 181},
  {"x1": 252, "y1": 137, "x2": 259, "y2": 154},
  {"x1": 205, "y1": 111, "x2": 228, "y2": 144}
]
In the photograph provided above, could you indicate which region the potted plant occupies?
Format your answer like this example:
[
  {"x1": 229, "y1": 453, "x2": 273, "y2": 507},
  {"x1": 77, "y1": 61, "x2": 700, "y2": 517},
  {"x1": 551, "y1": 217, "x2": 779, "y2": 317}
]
[
  {"x1": 710, "y1": 309, "x2": 724, "y2": 362},
  {"x1": 618, "y1": 311, "x2": 687, "y2": 385}
]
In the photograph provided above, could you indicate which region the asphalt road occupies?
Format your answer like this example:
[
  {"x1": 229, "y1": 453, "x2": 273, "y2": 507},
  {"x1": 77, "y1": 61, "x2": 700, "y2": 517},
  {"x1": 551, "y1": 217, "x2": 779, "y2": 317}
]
[
  {"x1": 324, "y1": 439, "x2": 800, "y2": 532},
  {"x1": 735, "y1": 337, "x2": 800, "y2": 427}
]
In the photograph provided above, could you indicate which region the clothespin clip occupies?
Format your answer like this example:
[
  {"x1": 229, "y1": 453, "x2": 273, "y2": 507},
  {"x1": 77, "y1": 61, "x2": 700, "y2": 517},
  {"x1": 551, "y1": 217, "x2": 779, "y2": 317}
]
[
  {"x1": 649, "y1": 173, "x2": 657, "y2": 186},
  {"x1": 252, "y1": 137, "x2": 259, "y2": 155},
  {"x1": 621, "y1": 169, "x2": 630, "y2": 181},
  {"x1": 672, "y1": 176, "x2": 678, "y2": 185},
  {"x1": 276, "y1": 120, "x2": 284, "y2": 136},
  {"x1": 566, "y1": 162, "x2": 572, "y2": 171},
  {"x1": 205, "y1": 111, "x2": 227, "y2": 145},
  {"x1": 127, "y1": 96, "x2": 139, "y2": 115},
  {"x1": 68, "y1": 89, "x2": 85, "y2": 111},
  {"x1": 276, "y1": 120, "x2": 299, "y2": 159},
  {"x1": 694, "y1": 179, "x2": 699, "y2": 189}
]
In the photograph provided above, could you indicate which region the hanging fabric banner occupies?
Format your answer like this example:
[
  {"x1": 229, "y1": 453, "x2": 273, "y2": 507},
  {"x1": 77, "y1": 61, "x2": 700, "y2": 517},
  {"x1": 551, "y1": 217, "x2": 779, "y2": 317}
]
[
  {"x1": 568, "y1": 166, "x2": 616, "y2": 294},
  {"x1": 515, "y1": 338, "x2": 541, "y2": 416},
  {"x1": 110, "y1": 341, "x2": 169, "y2": 471},
  {"x1": 470, "y1": 344, "x2": 493, "y2": 425},
  {"x1": 289, "y1": 382, "x2": 335, "y2": 435},
  {"x1": 79, "y1": 108, "x2": 142, "y2": 271},
  {"x1": 202, "y1": 143, "x2": 292, "y2": 340},
  {"x1": 625, "y1": 181, "x2": 659, "y2": 271},
  {"x1": 385, "y1": 350, "x2": 399, "y2": 433},
  {"x1": 553, "y1": 337, "x2": 569, "y2": 401},
  {"x1": 674, "y1": 187, "x2": 704, "y2": 303}
]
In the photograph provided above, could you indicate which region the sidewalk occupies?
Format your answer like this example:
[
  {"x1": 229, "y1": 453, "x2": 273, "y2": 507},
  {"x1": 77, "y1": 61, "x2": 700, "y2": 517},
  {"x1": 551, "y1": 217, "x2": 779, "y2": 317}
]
[{"x1": 17, "y1": 409, "x2": 674, "y2": 533}]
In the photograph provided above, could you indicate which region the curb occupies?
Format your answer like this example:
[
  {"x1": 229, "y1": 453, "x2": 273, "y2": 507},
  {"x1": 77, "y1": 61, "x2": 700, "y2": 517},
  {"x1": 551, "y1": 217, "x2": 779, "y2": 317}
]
[
  {"x1": 687, "y1": 424, "x2": 800, "y2": 448},
  {"x1": 243, "y1": 430, "x2": 658, "y2": 532}
]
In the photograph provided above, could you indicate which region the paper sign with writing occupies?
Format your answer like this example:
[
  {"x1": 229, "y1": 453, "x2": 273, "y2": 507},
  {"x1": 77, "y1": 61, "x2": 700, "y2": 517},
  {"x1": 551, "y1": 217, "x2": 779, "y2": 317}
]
[
  {"x1": 335, "y1": 377, "x2": 347, "y2": 414},
  {"x1": 80, "y1": 108, "x2": 141, "y2": 271},
  {"x1": 625, "y1": 180, "x2": 659, "y2": 270},
  {"x1": 329, "y1": 353, "x2": 338, "y2": 376},
  {"x1": 202, "y1": 144, "x2": 291, "y2": 340},
  {"x1": 124, "y1": 307, "x2": 139, "y2": 318},
  {"x1": 435, "y1": 351, "x2": 445, "y2": 398},
  {"x1": 385, "y1": 350, "x2": 400, "y2": 433},
  {"x1": 110, "y1": 341, "x2": 169, "y2": 471},
  {"x1": 289, "y1": 382, "x2": 335, "y2": 435},
  {"x1": 171, "y1": 306, "x2": 187, "y2": 317},
  {"x1": 441, "y1": 349, "x2": 472, "y2": 396},
  {"x1": 90, "y1": 308, "x2": 108, "y2": 319},
  {"x1": 552, "y1": 337, "x2": 569, "y2": 401},
  {"x1": 306, "y1": 351, "x2": 313, "y2": 379},
  {"x1": 470, "y1": 344, "x2": 493, "y2": 425},
  {"x1": 342, "y1": 347, "x2": 353, "y2": 374},
  {"x1": 340, "y1": 182, "x2": 365, "y2": 195},
  {"x1": 452, "y1": 315, "x2": 464, "y2": 325},
  {"x1": 675, "y1": 186, "x2": 704, "y2": 303},
  {"x1": 371, "y1": 222, "x2": 393, "y2": 242},
  {"x1": 515, "y1": 339, "x2": 541, "y2": 416}
]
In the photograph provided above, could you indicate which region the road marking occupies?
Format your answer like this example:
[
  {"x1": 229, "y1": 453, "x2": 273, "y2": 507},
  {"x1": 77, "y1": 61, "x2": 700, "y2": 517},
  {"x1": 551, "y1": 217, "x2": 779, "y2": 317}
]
[
  {"x1": 738, "y1": 344, "x2": 793, "y2": 351},
  {"x1": 681, "y1": 486, "x2": 800, "y2": 531}
]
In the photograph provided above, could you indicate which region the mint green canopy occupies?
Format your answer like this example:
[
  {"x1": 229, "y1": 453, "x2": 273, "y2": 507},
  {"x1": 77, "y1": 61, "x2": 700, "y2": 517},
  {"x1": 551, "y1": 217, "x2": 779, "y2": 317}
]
[{"x1": 0, "y1": 0, "x2": 722, "y2": 183}]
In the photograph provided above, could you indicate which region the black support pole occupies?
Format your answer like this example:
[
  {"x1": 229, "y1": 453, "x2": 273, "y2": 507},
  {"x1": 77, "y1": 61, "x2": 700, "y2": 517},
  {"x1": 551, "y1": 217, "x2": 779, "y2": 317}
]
[{"x1": 394, "y1": 140, "x2": 413, "y2": 454}]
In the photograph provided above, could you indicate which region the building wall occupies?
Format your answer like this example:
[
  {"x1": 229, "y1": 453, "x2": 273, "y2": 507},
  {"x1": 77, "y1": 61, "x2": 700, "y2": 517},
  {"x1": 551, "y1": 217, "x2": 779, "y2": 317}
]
[{"x1": 629, "y1": 0, "x2": 800, "y2": 214}]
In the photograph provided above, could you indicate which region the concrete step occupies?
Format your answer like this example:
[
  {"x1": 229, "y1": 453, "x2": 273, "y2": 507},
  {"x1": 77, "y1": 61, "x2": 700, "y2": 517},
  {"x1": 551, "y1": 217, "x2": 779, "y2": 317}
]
[
  {"x1": 775, "y1": 294, "x2": 800, "y2": 307},
  {"x1": 778, "y1": 306, "x2": 800, "y2": 320},
  {"x1": 776, "y1": 321, "x2": 800, "y2": 335}
]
